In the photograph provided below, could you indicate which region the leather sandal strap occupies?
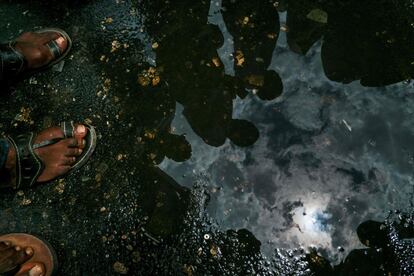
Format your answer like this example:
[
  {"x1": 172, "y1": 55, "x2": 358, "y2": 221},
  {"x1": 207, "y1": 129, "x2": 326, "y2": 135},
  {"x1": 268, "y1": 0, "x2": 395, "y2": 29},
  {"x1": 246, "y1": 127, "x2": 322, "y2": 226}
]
[
  {"x1": 46, "y1": 40, "x2": 61, "y2": 59},
  {"x1": 6, "y1": 133, "x2": 44, "y2": 190},
  {"x1": 62, "y1": 121, "x2": 75, "y2": 138},
  {"x1": 32, "y1": 137, "x2": 64, "y2": 150},
  {"x1": 0, "y1": 42, "x2": 26, "y2": 82}
]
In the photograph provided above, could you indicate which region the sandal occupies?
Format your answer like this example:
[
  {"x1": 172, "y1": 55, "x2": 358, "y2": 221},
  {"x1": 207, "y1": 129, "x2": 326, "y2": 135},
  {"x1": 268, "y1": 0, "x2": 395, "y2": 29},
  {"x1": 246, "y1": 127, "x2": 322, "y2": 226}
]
[
  {"x1": 0, "y1": 28, "x2": 72, "y2": 82},
  {"x1": 0, "y1": 233, "x2": 57, "y2": 276},
  {"x1": 6, "y1": 121, "x2": 96, "y2": 190}
]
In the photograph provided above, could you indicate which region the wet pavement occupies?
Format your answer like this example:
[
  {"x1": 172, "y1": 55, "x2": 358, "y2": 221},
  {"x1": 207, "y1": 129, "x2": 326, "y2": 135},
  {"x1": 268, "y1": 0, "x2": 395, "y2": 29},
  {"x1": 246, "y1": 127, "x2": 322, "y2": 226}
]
[{"x1": 0, "y1": 0, "x2": 414, "y2": 275}]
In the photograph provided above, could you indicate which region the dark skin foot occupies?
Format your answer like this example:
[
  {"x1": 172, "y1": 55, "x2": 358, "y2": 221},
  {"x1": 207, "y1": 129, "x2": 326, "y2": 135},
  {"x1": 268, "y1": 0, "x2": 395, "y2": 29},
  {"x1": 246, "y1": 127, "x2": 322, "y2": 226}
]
[
  {"x1": 0, "y1": 241, "x2": 45, "y2": 276},
  {"x1": 5, "y1": 124, "x2": 87, "y2": 185},
  {"x1": 13, "y1": 31, "x2": 68, "y2": 69}
]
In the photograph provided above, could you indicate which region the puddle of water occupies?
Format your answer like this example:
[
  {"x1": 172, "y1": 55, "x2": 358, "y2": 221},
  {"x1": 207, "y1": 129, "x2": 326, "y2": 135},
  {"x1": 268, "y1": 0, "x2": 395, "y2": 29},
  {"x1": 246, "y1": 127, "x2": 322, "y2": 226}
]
[{"x1": 0, "y1": 0, "x2": 413, "y2": 274}]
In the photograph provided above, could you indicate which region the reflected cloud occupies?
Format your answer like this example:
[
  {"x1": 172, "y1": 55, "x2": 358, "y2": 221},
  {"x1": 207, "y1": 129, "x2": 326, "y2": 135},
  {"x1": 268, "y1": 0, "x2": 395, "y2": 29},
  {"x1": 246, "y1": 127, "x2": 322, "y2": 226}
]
[{"x1": 290, "y1": 196, "x2": 333, "y2": 249}]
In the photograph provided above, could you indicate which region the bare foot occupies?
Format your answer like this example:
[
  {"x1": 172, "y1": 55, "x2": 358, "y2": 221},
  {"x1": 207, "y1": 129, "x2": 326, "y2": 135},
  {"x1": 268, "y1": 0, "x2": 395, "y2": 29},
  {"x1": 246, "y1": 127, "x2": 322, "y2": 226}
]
[
  {"x1": 5, "y1": 124, "x2": 87, "y2": 184},
  {"x1": 13, "y1": 31, "x2": 68, "y2": 69}
]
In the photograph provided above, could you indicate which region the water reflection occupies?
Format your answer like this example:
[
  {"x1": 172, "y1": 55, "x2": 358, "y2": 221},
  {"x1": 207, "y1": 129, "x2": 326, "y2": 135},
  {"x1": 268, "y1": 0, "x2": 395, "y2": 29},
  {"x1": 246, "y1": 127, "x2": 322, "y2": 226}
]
[
  {"x1": 0, "y1": 0, "x2": 413, "y2": 274},
  {"x1": 308, "y1": 213, "x2": 414, "y2": 275},
  {"x1": 291, "y1": 197, "x2": 332, "y2": 249},
  {"x1": 141, "y1": 0, "x2": 282, "y2": 148},
  {"x1": 284, "y1": 0, "x2": 414, "y2": 86}
]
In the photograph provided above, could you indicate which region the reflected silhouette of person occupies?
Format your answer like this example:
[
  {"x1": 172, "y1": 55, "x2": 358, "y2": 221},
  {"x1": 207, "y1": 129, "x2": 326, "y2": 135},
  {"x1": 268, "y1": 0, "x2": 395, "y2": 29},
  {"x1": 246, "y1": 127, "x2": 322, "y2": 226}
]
[
  {"x1": 222, "y1": 0, "x2": 283, "y2": 101},
  {"x1": 285, "y1": 0, "x2": 414, "y2": 86},
  {"x1": 308, "y1": 218, "x2": 414, "y2": 276},
  {"x1": 141, "y1": 0, "x2": 284, "y2": 149}
]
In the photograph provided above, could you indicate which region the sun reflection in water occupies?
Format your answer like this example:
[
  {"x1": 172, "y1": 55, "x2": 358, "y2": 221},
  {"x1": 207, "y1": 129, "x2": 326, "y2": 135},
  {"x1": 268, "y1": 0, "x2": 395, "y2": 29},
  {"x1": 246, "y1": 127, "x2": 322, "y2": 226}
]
[{"x1": 289, "y1": 195, "x2": 333, "y2": 249}]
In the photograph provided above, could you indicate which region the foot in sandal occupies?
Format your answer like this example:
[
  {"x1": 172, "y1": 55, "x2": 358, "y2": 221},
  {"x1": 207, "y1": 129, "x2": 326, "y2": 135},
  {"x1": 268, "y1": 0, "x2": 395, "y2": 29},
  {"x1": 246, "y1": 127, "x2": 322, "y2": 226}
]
[
  {"x1": 0, "y1": 28, "x2": 72, "y2": 82},
  {"x1": 2, "y1": 122, "x2": 96, "y2": 190},
  {"x1": 0, "y1": 233, "x2": 57, "y2": 276}
]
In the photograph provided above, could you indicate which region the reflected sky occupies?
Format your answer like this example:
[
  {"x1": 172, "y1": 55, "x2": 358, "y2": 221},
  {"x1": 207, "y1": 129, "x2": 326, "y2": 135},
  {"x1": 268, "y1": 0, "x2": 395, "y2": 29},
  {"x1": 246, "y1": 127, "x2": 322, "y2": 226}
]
[
  {"x1": 0, "y1": 0, "x2": 413, "y2": 273},
  {"x1": 160, "y1": 1, "x2": 414, "y2": 264}
]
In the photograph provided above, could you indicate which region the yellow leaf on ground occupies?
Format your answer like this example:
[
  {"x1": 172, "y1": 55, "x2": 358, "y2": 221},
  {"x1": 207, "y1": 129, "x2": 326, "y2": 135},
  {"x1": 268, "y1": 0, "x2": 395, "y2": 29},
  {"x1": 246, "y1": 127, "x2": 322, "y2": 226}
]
[
  {"x1": 235, "y1": 50, "x2": 245, "y2": 66},
  {"x1": 152, "y1": 75, "x2": 161, "y2": 86},
  {"x1": 245, "y1": 74, "x2": 265, "y2": 87},
  {"x1": 138, "y1": 75, "x2": 150, "y2": 86},
  {"x1": 212, "y1": 57, "x2": 221, "y2": 67}
]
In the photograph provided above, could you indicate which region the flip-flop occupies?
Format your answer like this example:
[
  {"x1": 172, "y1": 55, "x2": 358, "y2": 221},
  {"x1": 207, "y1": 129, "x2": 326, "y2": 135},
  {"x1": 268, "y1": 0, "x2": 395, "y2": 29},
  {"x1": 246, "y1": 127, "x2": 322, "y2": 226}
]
[
  {"x1": 0, "y1": 233, "x2": 58, "y2": 276},
  {"x1": 6, "y1": 121, "x2": 96, "y2": 190},
  {"x1": 0, "y1": 28, "x2": 72, "y2": 82}
]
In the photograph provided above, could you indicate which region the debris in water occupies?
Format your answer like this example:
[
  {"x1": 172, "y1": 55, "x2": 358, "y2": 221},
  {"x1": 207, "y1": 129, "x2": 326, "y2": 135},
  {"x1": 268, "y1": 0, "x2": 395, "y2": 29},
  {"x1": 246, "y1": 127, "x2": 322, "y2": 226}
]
[
  {"x1": 342, "y1": 119, "x2": 352, "y2": 132},
  {"x1": 209, "y1": 244, "x2": 222, "y2": 258},
  {"x1": 138, "y1": 67, "x2": 161, "y2": 87},
  {"x1": 211, "y1": 57, "x2": 221, "y2": 67},
  {"x1": 306, "y1": 9, "x2": 328, "y2": 24},
  {"x1": 21, "y1": 198, "x2": 32, "y2": 206},
  {"x1": 111, "y1": 40, "x2": 121, "y2": 53},
  {"x1": 132, "y1": 251, "x2": 141, "y2": 263},
  {"x1": 235, "y1": 50, "x2": 245, "y2": 66},
  {"x1": 144, "y1": 130, "x2": 156, "y2": 139},
  {"x1": 55, "y1": 179, "x2": 65, "y2": 194},
  {"x1": 104, "y1": 17, "x2": 113, "y2": 24},
  {"x1": 113, "y1": 261, "x2": 128, "y2": 274},
  {"x1": 52, "y1": 60, "x2": 65, "y2": 72},
  {"x1": 183, "y1": 264, "x2": 194, "y2": 276},
  {"x1": 29, "y1": 77, "x2": 38, "y2": 84},
  {"x1": 14, "y1": 107, "x2": 34, "y2": 125},
  {"x1": 245, "y1": 74, "x2": 265, "y2": 87},
  {"x1": 203, "y1": 233, "x2": 210, "y2": 240},
  {"x1": 267, "y1": 33, "x2": 277, "y2": 39}
]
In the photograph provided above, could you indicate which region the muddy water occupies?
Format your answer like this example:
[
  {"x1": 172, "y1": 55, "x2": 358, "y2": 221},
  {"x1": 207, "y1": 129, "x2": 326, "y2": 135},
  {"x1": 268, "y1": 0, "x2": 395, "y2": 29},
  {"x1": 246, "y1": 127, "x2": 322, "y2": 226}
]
[{"x1": 0, "y1": 0, "x2": 413, "y2": 275}]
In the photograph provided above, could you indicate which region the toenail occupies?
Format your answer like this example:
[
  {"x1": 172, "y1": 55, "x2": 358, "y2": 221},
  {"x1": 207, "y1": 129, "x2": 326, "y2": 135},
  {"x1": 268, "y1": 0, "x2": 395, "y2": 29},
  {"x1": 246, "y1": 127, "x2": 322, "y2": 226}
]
[
  {"x1": 55, "y1": 36, "x2": 65, "y2": 46},
  {"x1": 78, "y1": 148, "x2": 83, "y2": 154},
  {"x1": 77, "y1": 125, "x2": 86, "y2": 134},
  {"x1": 29, "y1": 265, "x2": 42, "y2": 276},
  {"x1": 15, "y1": 246, "x2": 21, "y2": 251},
  {"x1": 3, "y1": 241, "x2": 10, "y2": 246},
  {"x1": 25, "y1": 247, "x2": 34, "y2": 255}
]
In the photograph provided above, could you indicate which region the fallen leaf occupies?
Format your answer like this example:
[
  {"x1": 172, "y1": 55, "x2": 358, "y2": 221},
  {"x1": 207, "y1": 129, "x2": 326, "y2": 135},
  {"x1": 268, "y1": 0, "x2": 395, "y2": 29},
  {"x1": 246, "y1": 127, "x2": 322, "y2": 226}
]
[
  {"x1": 212, "y1": 57, "x2": 221, "y2": 67},
  {"x1": 113, "y1": 262, "x2": 128, "y2": 274},
  {"x1": 235, "y1": 50, "x2": 245, "y2": 66},
  {"x1": 306, "y1": 9, "x2": 328, "y2": 24},
  {"x1": 152, "y1": 75, "x2": 161, "y2": 86},
  {"x1": 245, "y1": 74, "x2": 265, "y2": 87},
  {"x1": 111, "y1": 40, "x2": 121, "y2": 53},
  {"x1": 104, "y1": 17, "x2": 113, "y2": 24}
]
